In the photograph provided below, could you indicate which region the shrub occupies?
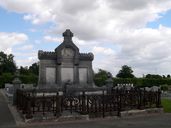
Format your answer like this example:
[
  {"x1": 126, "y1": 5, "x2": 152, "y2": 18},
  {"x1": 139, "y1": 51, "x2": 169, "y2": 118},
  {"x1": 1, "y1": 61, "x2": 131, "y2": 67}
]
[
  {"x1": 0, "y1": 73, "x2": 14, "y2": 88},
  {"x1": 161, "y1": 84, "x2": 169, "y2": 91}
]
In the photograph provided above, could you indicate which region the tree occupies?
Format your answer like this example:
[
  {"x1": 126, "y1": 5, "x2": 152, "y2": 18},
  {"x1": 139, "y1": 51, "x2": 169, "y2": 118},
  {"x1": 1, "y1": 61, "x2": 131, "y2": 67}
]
[
  {"x1": 0, "y1": 51, "x2": 16, "y2": 75},
  {"x1": 19, "y1": 66, "x2": 29, "y2": 75},
  {"x1": 19, "y1": 62, "x2": 39, "y2": 76},
  {"x1": 145, "y1": 74, "x2": 162, "y2": 79},
  {"x1": 29, "y1": 62, "x2": 39, "y2": 75},
  {"x1": 0, "y1": 73, "x2": 13, "y2": 88},
  {"x1": 167, "y1": 74, "x2": 170, "y2": 78},
  {"x1": 94, "y1": 69, "x2": 110, "y2": 86},
  {"x1": 163, "y1": 75, "x2": 166, "y2": 78},
  {"x1": 116, "y1": 65, "x2": 135, "y2": 78}
]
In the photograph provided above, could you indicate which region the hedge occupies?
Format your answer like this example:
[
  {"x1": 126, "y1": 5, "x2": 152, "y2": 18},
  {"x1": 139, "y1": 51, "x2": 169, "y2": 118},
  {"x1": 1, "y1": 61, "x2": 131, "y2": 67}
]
[
  {"x1": 0, "y1": 73, "x2": 38, "y2": 88},
  {"x1": 113, "y1": 78, "x2": 171, "y2": 87},
  {"x1": 0, "y1": 73, "x2": 14, "y2": 88},
  {"x1": 94, "y1": 77, "x2": 171, "y2": 87}
]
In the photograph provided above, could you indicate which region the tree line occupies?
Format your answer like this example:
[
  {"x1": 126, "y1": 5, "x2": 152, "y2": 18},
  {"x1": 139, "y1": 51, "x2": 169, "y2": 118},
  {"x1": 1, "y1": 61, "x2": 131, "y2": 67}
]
[
  {"x1": 0, "y1": 51, "x2": 171, "y2": 90},
  {"x1": 94, "y1": 65, "x2": 171, "y2": 91},
  {"x1": 0, "y1": 51, "x2": 38, "y2": 88}
]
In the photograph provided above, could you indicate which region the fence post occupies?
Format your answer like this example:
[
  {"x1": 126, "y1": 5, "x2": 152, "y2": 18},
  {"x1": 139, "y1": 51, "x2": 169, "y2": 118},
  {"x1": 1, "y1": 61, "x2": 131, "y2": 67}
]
[
  {"x1": 32, "y1": 89, "x2": 35, "y2": 114},
  {"x1": 82, "y1": 91, "x2": 86, "y2": 114},
  {"x1": 42, "y1": 93, "x2": 45, "y2": 116},
  {"x1": 138, "y1": 88, "x2": 142, "y2": 109},
  {"x1": 16, "y1": 89, "x2": 19, "y2": 108},
  {"x1": 143, "y1": 88, "x2": 146, "y2": 108},
  {"x1": 117, "y1": 89, "x2": 121, "y2": 117},
  {"x1": 157, "y1": 89, "x2": 162, "y2": 108},
  {"x1": 102, "y1": 90, "x2": 105, "y2": 118},
  {"x1": 55, "y1": 92, "x2": 60, "y2": 117},
  {"x1": 25, "y1": 93, "x2": 33, "y2": 119}
]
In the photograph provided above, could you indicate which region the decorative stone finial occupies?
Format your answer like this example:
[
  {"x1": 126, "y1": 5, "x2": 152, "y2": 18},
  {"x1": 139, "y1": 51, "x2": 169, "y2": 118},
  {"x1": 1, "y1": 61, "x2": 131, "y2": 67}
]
[{"x1": 63, "y1": 29, "x2": 73, "y2": 42}]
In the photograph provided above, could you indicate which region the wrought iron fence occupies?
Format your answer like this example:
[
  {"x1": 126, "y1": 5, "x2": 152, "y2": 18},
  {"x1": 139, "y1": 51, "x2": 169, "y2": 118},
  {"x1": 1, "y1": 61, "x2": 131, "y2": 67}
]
[{"x1": 16, "y1": 87, "x2": 161, "y2": 119}]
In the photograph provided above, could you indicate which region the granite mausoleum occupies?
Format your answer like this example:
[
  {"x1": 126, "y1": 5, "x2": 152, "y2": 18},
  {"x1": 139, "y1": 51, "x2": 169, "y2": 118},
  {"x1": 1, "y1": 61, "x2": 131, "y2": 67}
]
[{"x1": 38, "y1": 29, "x2": 94, "y2": 88}]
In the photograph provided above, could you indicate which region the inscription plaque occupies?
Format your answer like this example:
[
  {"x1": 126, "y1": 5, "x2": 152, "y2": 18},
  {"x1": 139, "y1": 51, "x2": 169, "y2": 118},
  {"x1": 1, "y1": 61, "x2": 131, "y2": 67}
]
[
  {"x1": 61, "y1": 68, "x2": 74, "y2": 82},
  {"x1": 46, "y1": 67, "x2": 56, "y2": 84},
  {"x1": 79, "y1": 68, "x2": 88, "y2": 83}
]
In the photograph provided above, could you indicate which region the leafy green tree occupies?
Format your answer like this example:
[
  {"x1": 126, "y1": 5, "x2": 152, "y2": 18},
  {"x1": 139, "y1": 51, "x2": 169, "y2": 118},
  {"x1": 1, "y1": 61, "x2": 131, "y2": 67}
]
[
  {"x1": 94, "y1": 69, "x2": 110, "y2": 86},
  {"x1": 0, "y1": 73, "x2": 14, "y2": 88},
  {"x1": 116, "y1": 65, "x2": 135, "y2": 78},
  {"x1": 167, "y1": 75, "x2": 170, "y2": 78},
  {"x1": 0, "y1": 51, "x2": 16, "y2": 75},
  {"x1": 29, "y1": 62, "x2": 39, "y2": 75},
  {"x1": 20, "y1": 74, "x2": 38, "y2": 84},
  {"x1": 145, "y1": 74, "x2": 162, "y2": 79},
  {"x1": 19, "y1": 66, "x2": 29, "y2": 75},
  {"x1": 19, "y1": 63, "x2": 39, "y2": 85}
]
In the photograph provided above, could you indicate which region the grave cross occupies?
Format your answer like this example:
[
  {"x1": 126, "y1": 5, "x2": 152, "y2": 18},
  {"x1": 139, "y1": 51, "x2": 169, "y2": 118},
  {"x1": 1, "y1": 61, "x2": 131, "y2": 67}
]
[{"x1": 63, "y1": 29, "x2": 73, "y2": 42}]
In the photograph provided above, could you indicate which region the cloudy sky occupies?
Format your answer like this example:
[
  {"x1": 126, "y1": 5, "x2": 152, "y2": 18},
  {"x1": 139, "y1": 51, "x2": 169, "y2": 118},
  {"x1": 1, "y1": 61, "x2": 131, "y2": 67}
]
[{"x1": 1, "y1": 0, "x2": 171, "y2": 77}]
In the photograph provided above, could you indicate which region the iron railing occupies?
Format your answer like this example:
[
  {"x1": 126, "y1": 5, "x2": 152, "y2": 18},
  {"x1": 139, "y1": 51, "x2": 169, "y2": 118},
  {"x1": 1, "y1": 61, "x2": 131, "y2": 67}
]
[{"x1": 16, "y1": 87, "x2": 161, "y2": 119}]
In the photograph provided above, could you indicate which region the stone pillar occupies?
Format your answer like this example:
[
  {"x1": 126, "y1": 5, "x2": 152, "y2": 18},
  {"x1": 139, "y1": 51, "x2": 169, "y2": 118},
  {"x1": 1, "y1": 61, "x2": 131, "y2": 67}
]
[
  {"x1": 87, "y1": 64, "x2": 94, "y2": 86},
  {"x1": 74, "y1": 65, "x2": 79, "y2": 85},
  {"x1": 105, "y1": 72, "x2": 113, "y2": 94},
  {"x1": 105, "y1": 72, "x2": 113, "y2": 87},
  {"x1": 38, "y1": 61, "x2": 46, "y2": 88},
  {"x1": 12, "y1": 70, "x2": 22, "y2": 105},
  {"x1": 56, "y1": 64, "x2": 62, "y2": 86}
]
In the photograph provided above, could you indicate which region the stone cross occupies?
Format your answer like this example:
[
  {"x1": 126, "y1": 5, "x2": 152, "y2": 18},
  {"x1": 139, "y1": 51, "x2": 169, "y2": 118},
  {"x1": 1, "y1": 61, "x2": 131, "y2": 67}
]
[{"x1": 63, "y1": 29, "x2": 73, "y2": 42}]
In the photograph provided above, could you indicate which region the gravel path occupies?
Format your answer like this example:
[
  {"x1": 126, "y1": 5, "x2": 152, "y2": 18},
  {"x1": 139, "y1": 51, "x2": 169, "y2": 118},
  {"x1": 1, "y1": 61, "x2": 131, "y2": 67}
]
[{"x1": 0, "y1": 90, "x2": 16, "y2": 128}]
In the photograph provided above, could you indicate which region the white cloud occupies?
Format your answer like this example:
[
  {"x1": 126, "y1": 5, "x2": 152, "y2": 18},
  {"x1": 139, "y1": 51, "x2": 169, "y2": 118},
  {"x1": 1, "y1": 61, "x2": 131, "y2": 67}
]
[
  {"x1": 14, "y1": 52, "x2": 38, "y2": 67},
  {"x1": 44, "y1": 36, "x2": 62, "y2": 43},
  {"x1": 0, "y1": 32, "x2": 34, "y2": 67},
  {"x1": 16, "y1": 57, "x2": 37, "y2": 67},
  {"x1": 16, "y1": 44, "x2": 33, "y2": 51},
  {"x1": 92, "y1": 46, "x2": 115, "y2": 56},
  {"x1": 0, "y1": 32, "x2": 28, "y2": 54}
]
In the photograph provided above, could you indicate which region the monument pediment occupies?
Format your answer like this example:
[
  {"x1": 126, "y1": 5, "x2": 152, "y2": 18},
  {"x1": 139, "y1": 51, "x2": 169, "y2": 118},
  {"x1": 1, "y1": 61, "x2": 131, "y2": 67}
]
[
  {"x1": 61, "y1": 48, "x2": 75, "y2": 58},
  {"x1": 55, "y1": 29, "x2": 79, "y2": 54},
  {"x1": 54, "y1": 29, "x2": 79, "y2": 65}
]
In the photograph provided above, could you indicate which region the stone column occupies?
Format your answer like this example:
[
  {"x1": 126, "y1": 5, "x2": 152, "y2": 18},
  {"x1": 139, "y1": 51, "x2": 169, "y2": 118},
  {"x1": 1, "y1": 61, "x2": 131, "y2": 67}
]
[
  {"x1": 38, "y1": 61, "x2": 46, "y2": 88},
  {"x1": 56, "y1": 64, "x2": 62, "y2": 87},
  {"x1": 87, "y1": 64, "x2": 94, "y2": 86},
  {"x1": 12, "y1": 70, "x2": 22, "y2": 105},
  {"x1": 74, "y1": 65, "x2": 79, "y2": 85}
]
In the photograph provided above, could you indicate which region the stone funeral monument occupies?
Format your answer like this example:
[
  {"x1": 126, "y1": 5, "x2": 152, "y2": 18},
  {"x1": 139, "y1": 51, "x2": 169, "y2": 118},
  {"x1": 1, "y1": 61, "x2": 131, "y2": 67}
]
[{"x1": 38, "y1": 29, "x2": 94, "y2": 88}]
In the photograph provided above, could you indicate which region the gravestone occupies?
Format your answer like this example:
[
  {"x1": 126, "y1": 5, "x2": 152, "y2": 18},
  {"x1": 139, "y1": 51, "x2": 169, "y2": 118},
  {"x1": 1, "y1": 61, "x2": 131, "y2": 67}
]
[{"x1": 38, "y1": 29, "x2": 94, "y2": 88}]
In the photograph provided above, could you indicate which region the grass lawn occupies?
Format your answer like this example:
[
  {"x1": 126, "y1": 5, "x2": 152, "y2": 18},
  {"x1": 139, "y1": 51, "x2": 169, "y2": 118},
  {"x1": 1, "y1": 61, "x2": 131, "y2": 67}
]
[{"x1": 161, "y1": 98, "x2": 171, "y2": 113}]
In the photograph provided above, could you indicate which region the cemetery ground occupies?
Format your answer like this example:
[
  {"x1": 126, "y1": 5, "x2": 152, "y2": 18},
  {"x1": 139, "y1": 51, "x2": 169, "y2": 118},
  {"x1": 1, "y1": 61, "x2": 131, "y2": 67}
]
[{"x1": 0, "y1": 89, "x2": 171, "y2": 128}]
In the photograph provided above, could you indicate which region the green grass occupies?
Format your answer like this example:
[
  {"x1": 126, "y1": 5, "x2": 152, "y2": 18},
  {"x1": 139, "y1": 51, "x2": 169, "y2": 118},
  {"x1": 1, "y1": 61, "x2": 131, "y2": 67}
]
[{"x1": 161, "y1": 98, "x2": 171, "y2": 113}]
